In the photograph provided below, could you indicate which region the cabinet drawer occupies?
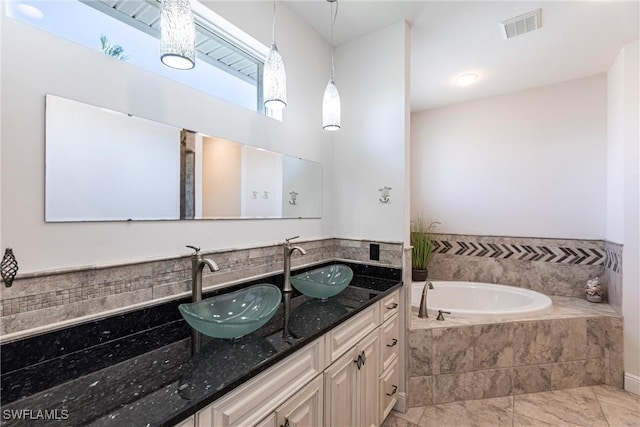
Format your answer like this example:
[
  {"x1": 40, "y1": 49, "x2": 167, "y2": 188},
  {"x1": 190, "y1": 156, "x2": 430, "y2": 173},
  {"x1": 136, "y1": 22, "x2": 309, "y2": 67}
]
[
  {"x1": 379, "y1": 358, "x2": 400, "y2": 422},
  {"x1": 200, "y1": 339, "x2": 324, "y2": 427},
  {"x1": 325, "y1": 304, "x2": 379, "y2": 363},
  {"x1": 381, "y1": 290, "x2": 400, "y2": 321},
  {"x1": 380, "y1": 314, "x2": 399, "y2": 372}
]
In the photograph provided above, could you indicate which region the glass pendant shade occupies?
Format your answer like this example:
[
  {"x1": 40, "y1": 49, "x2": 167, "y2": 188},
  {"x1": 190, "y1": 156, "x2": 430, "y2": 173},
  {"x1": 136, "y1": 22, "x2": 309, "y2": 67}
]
[
  {"x1": 160, "y1": 0, "x2": 195, "y2": 70},
  {"x1": 263, "y1": 43, "x2": 287, "y2": 110},
  {"x1": 322, "y1": 79, "x2": 341, "y2": 131}
]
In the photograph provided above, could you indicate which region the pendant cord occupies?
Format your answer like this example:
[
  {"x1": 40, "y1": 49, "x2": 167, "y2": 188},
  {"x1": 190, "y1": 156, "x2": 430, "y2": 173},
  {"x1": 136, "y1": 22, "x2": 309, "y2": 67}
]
[
  {"x1": 330, "y1": 0, "x2": 338, "y2": 79},
  {"x1": 272, "y1": 0, "x2": 277, "y2": 45}
]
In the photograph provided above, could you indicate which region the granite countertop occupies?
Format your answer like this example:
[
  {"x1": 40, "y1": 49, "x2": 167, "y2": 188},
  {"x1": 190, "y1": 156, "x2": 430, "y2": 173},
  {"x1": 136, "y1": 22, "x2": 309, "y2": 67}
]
[{"x1": 0, "y1": 261, "x2": 401, "y2": 427}]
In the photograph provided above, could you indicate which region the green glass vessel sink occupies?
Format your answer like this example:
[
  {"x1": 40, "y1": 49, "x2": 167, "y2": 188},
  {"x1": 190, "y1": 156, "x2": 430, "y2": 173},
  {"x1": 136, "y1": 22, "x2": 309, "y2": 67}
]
[
  {"x1": 290, "y1": 264, "x2": 353, "y2": 299},
  {"x1": 178, "y1": 284, "x2": 281, "y2": 339}
]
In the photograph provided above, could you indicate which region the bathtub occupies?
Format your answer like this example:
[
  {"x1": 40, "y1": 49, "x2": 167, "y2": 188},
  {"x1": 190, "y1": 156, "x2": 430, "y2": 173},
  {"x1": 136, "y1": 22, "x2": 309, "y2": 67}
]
[{"x1": 411, "y1": 281, "x2": 552, "y2": 318}]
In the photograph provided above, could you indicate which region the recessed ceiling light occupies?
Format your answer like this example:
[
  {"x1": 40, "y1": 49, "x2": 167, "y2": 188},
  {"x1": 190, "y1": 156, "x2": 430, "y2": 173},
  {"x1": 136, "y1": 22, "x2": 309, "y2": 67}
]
[
  {"x1": 15, "y1": 3, "x2": 44, "y2": 19},
  {"x1": 456, "y1": 73, "x2": 478, "y2": 87}
]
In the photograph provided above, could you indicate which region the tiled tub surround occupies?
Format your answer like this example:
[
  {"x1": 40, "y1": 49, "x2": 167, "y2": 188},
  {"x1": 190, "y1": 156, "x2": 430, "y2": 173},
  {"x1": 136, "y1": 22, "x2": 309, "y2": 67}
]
[
  {"x1": 0, "y1": 261, "x2": 402, "y2": 426},
  {"x1": 408, "y1": 298, "x2": 624, "y2": 407},
  {"x1": 383, "y1": 385, "x2": 640, "y2": 427},
  {"x1": 428, "y1": 234, "x2": 611, "y2": 299},
  {"x1": 603, "y1": 241, "x2": 623, "y2": 314},
  {"x1": 0, "y1": 238, "x2": 403, "y2": 337}
]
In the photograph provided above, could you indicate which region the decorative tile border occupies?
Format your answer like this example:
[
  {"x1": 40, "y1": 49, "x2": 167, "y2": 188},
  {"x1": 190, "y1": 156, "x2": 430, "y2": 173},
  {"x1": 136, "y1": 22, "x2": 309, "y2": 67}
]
[
  {"x1": 432, "y1": 240, "x2": 605, "y2": 266},
  {"x1": 605, "y1": 247, "x2": 622, "y2": 273},
  {"x1": 603, "y1": 241, "x2": 623, "y2": 314},
  {"x1": 0, "y1": 238, "x2": 403, "y2": 337},
  {"x1": 427, "y1": 234, "x2": 606, "y2": 298}
]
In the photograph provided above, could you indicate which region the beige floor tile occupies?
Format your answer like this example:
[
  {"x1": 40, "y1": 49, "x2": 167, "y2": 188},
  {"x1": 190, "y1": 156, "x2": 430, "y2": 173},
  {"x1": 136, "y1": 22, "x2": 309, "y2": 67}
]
[
  {"x1": 381, "y1": 412, "x2": 419, "y2": 427},
  {"x1": 390, "y1": 407, "x2": 427, "y2": 425},
  {"x1": 418, "y1": 396, "x2": 512, "y2": 427},
  {"x1": 600, "y1": 402, "x2": 640, "y2": 427},
  {"x1": 514, "y1": 387, "x2": 608, "y2": 427},
  {"x1": 514, "y1": 413, "x2": 558, "y2": 426},
  {"x1": 592, "y1": 385, "x2": 640, "y2": 427},
  {"x1": 592, "y1": 385, "x2": 640, "y2": 410}
]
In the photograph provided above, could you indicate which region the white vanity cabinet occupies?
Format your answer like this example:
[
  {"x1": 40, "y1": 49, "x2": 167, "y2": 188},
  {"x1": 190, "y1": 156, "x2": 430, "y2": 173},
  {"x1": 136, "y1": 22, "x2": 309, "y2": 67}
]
[
  {"x1": 324, "y1": 328, "x2": 380, "y2": 427},
  {"x1": 379, "y1": 310, "x2": 400, "y2": 421},
  {"x1": 190, "y1": 288, "x2": 402, "y2": 427},
  {"x1": 324, "y1": 289, "x2": 400, "y2": 427},
  {"x1": 274, "y1": 375, "x2": 324, "y2": 427},
  {"x1": 254, "y1": 374, "x2": 324, "y2": 427}
]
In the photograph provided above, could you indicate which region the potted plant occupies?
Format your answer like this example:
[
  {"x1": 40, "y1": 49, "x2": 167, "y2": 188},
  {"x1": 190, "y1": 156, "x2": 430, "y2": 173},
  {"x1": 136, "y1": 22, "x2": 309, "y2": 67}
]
[{"x1": 410, "y1": 216, "x2": 439, "y2": 281}]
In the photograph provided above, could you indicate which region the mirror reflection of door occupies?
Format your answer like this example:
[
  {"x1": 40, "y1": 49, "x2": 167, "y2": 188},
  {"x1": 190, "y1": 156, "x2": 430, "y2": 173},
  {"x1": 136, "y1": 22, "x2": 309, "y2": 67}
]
[{"x1": 200, "y1": 137, "x2": 242, "y2": 218}]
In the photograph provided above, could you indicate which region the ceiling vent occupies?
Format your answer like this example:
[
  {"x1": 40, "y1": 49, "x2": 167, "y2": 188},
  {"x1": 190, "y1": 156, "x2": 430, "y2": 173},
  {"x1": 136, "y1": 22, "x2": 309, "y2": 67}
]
[{"x1": 501, "y1": 9, "x2": 542, "y2": 39}]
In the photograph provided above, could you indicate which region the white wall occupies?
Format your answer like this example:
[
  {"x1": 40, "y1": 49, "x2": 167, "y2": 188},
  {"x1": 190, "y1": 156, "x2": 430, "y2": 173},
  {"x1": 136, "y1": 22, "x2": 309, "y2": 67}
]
[
  {"x1": 0, "y1": 2, "x2": 334, "y2": 273},
  {"x1": 607, "y1": 57, "x2": 626, "y2": 244},
  {"x1": 411, "y1": 75, "x2": 608, "y2": 239},
  {"x1": 0, "y1": 10, "x2": 3, "y2": 263},
  {"x1": 333, "y1": 22, "x2": 411, "y2": 243},
  {"x1": 608, "y1": 40, "x2": 640, "y2": 391}
]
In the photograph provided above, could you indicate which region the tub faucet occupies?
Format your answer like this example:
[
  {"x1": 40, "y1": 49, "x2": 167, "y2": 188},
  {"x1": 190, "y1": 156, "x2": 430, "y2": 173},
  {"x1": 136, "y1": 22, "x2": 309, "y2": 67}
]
[
  {"x1": 436, "y1": 310, "x2": 451, "y2": 321},
  {"x1": 186, "y1": 245, "x2": 219, "y2": 354},
  {"x1": 418, "y1": 281, "x2": 434, "y2": 318},
  {"x1": 283, "y1": 236, "x2": 307, "y2": 292}
]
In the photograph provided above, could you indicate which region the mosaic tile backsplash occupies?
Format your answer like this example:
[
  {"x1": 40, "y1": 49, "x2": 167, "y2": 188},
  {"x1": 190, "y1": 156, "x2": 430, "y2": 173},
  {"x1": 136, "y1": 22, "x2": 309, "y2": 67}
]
[
  {"x1": 426, "y1": 234, "x2": 615, "y2": 299},
  {"x1": 0, "y1": 238, "x2": 403, "y2": 337}
]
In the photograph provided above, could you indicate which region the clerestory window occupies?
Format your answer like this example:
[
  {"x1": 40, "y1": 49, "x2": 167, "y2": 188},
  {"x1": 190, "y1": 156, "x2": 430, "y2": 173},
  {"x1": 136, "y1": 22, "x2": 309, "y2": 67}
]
[{"x1": 6, "y1": 0, "x2": 273, "y2": 115}]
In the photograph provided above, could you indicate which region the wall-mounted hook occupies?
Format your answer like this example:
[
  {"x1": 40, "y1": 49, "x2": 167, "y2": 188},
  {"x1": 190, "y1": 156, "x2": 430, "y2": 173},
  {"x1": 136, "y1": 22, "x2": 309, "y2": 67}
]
[
  {"x1": 2, "y1": 248, "x2": 19, "y2": 287},
  {"x1": 378, "y1": 186, "x2": 392, "y2": 203},
  {"x1": 263, "y1": 191, "x2": 270, "y2": 199},
  {"x1": 252, "y1": 191, "x2": 258, "y2": 199},
  {"x1": 289, "y1": 191, "x2": 298, "y2": 205}
]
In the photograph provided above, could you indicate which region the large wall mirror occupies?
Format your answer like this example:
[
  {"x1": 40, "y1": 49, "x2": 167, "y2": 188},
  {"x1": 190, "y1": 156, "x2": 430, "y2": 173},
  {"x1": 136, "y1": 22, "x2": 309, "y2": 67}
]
[{"x1": 45, "y1": 94, "x2": 322, "y2": 221}]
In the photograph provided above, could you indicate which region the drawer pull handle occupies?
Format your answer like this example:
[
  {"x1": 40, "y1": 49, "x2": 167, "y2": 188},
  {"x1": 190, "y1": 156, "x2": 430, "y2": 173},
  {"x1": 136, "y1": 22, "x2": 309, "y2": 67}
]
[
  {"x1": 280, "y1": 419, "x2": 290, "y2": 427},
  {"x1": 387, "y1": 302, "x2": 398, "y2": 309},
  {"x1": 354, "y1": 355, "x2": 362, "y2": 370},
  {"x1": 386, "y1": 338, "x2": 398, "y2": 348},
  {"x1": 386, "y1": 385, "x2": 398, "y2": 396}
]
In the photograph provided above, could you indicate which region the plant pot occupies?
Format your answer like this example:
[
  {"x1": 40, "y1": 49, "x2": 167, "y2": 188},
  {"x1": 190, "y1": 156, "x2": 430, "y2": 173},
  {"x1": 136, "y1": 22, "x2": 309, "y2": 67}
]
[
  {"x1": 586, "y1": 294, "x2": 603, "y2": 303},
  {"x1": 412, "y1": 268, "x2": 428, "y2": 282}
]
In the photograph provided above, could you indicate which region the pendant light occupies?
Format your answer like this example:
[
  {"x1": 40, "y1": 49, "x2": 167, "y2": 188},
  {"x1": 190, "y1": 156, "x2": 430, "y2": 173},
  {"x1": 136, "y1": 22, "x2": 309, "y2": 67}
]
[
  {"x1": 160, "y1": 0, "x2": 196, "y2": 70},
  {"x1": 322, "y1": 0, "x2": 341, "y2": 131},
  {"x1": 263, "y1": 0, "x2": 287, "y2": 110}
]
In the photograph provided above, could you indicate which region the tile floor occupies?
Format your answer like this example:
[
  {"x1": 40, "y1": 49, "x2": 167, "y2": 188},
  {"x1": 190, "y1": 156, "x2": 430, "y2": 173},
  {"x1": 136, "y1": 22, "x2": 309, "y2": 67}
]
[{"x1": 383, "y1": 385, "x2": 640, "y2": 427}]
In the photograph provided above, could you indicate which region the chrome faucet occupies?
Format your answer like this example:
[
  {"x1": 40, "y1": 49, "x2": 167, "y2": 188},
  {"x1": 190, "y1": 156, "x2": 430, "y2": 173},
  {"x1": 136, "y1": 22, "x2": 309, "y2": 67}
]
[
  {"x1": 283, "y1": 236, "x2": 307, "y2": 292},
  {"x1": 186, "y1": 245, "x2": 219, "y2": 354},
  {"x1": 418, "y1": 281, "x2": 434, "y2": 318}
]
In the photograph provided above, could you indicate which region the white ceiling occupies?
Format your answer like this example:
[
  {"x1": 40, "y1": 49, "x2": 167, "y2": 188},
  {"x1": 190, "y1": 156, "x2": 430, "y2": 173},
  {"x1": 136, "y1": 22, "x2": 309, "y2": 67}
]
[{"x1": 285, "y1": 1, "x2": 639, "y2": 111}]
